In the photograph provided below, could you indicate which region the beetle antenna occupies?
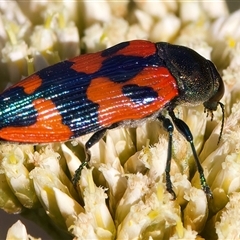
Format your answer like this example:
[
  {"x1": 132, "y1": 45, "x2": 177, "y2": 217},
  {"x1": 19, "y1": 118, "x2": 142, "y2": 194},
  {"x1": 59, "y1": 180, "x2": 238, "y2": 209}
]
[{"x1": 217, "y1": 102, "x2": 225, "y2": 145}]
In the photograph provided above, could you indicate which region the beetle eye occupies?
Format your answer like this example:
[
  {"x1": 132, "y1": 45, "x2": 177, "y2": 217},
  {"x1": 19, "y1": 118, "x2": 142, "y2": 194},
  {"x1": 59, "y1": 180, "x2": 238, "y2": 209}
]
[
  {"x1": 203, "y1": 60, "x2": 225, "y2": 144},
  {"x1": 203, "y1": 60, "x2": 224, "y2": 111}
]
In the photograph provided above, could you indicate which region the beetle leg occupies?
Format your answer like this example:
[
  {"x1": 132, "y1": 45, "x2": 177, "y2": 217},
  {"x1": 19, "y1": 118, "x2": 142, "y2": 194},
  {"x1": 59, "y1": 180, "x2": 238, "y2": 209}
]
[
  {"x1": 72, "y1": 128, "x2": 107, "y2": 186},
  {"x1": 168, "y1": 110, "x2": 213, "y2": 199},
  {"x1": 157, "y1": 114, "x2": 177, "y2": 199}
]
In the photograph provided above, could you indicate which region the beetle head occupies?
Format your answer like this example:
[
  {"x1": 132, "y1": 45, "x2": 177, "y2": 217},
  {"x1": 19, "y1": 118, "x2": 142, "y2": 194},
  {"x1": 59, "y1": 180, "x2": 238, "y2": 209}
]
[
  {"x1": 156, "y1": 42, "x2": 224, "y2": 106},
  {"x1": 156, "y1": 42, "x2": 224, "y2": 143}
]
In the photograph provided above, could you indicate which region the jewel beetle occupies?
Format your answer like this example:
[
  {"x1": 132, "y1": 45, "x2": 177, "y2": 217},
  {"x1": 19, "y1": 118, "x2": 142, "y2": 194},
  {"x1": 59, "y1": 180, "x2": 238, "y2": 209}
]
[{"x1": 0, "y1": 40, "x2": 224, "y2": 198}]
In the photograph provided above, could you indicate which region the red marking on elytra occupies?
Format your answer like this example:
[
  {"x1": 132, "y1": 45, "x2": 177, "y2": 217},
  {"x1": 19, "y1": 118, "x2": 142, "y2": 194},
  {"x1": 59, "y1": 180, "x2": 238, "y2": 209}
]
[
  {"x1": 69, "y1": 40, "x2": 156, "y2": 74},
  {"x1": 70, "y1": 52, "x2": 105, "y2": 74},
  {"x1": 87, "y1": 67, "x2": 179, "y2": 127},
  {"x1": 0, "y1": 99, "x2": 72, "y2": 142},
  {"x1": 14, "y1": 75, "x2": 42, "y2": 94},
  {"x1": 116, "y1": 40, "x2": 156, "y2": 57}
]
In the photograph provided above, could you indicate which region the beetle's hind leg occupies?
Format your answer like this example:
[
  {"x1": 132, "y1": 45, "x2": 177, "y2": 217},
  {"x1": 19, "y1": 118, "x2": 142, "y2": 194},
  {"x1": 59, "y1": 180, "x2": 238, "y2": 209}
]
[{"x1": 72, "y1": 128, "x2": 107, "y2": 186}]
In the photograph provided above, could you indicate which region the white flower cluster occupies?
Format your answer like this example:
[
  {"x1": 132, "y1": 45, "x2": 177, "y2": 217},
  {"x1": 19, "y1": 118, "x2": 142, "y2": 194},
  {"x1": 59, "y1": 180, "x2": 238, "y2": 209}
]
[{"x1": 1, "y1": 1, "x2": 240, "y2": 239}]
